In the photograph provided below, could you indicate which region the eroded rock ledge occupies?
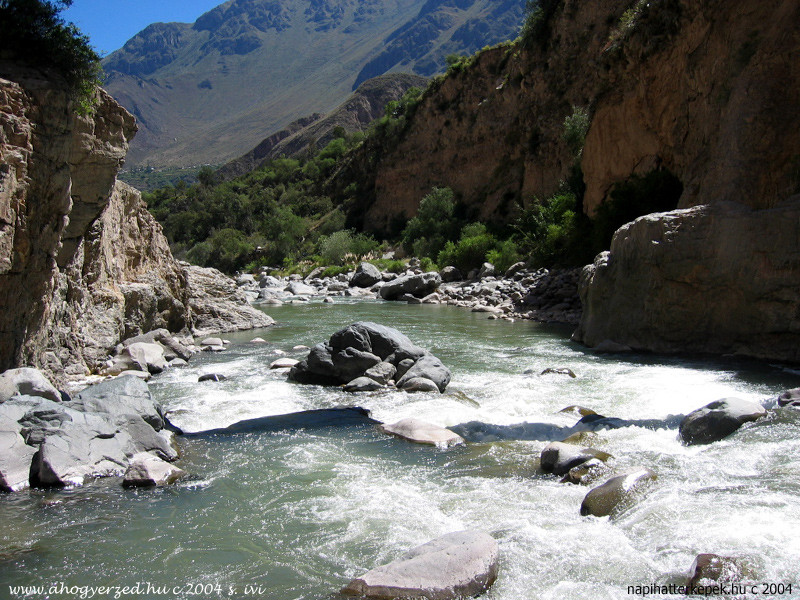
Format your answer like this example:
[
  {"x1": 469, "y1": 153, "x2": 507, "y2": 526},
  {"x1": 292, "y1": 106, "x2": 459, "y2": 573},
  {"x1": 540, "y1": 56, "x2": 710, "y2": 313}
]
[{"x1": 0, "y1": 67, "x2": 271, "y2": 384}]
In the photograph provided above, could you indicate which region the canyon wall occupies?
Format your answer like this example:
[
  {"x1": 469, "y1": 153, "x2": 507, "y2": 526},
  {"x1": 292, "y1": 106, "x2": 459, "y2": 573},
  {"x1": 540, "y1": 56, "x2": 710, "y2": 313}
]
[{"x1": 0, "y1": 66, "x2": 271, "y2": 383}]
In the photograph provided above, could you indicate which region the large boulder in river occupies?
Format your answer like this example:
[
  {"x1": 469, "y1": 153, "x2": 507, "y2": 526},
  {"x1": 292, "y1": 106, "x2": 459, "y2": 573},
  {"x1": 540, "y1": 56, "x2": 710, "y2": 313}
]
[
  {"x1": 341, "y1": 531, "x2": 499, "y2": 599},
  {"x1": 67, "y1": 376, "x2": 166, "y2": 432},
  {"x1": 379, "y1": 272, "x2": 441, "y2": 300},
  {"x1": 289, "y1": 322, "x2": 451, "y2": 392},
  {"x1": 350, "y1": 262, "x2": 382, "y2": 288},
  {"x1": 0, "y1": 424, "x2": 37, "y2": 492},
  {"x1": 679, "y1": 397, "x2": 767, "y2": 445},
  {"x1": 0, "y1": 368, "x2": 61, "y2": 404},
  {"x1": 580, "y1": 467, "x2": 657, "y2": 517},
  {"x1": 123, "y1": 452, "x2": 187, "y2": 488}
]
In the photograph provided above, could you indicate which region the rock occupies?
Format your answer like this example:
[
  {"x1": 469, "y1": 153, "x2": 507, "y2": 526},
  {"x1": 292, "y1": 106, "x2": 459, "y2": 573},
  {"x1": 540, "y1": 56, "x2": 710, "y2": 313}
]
[
  {"x1": 341, "y1": 531, "x2": 498, "y2": 599},
  {"x1": 777, "y1": 388, "x2": 800, "y2": 407},
  {"x1": 687, "y1": 554, "x2": 743, "y2": 589},
  {"x1": 504, "y1": 261, "x2": 526, "y2": 278},
  {"x1": 293, "y1": 345, "x2": 309, "y2": 351},
  {"x1": 0, "y1": 427, "x2": 37, "y2": 491},
  {"x1": 559, "y1": 406, "x2": 597, "y2": 417},
  {"x1": 270, "y1": 358, "x2": 299, "y2": 369},
  {"x1": 394, "y1": 358, "x2": 415, "y2": 380},
  {"x1": 421, "y1": 292, "x2": 441, "y2": 304},
  {"x1": 541, "y1": 367, "x2": 576, "y2": 378},
  {"x1": 560, "y1": 458, "x2": 612, "y2": 485},
  {"x1": 122, "y1": 453, "x2": 187, "y2": 488},
  {"x1": 236, "y1": 273, "x2": 256, "y2": 287},
  {"x1": 287, "y1": 281, "x2": 316, "y2": 296},
  {"x1": 395, "y1": 354, "x2": 451, "y2": 393},
  {"x1": 574, "y1": 202, "x2": 800, "y2": 364},
  {"x1": 169, "y1": 358, "x2": 188, "y2": 367},
  {"x1": 198, "y1": 373, "x2": 227, "y2": 382},
  {"x1": 126, "y1": 342, "x2": 168, "y2": 374},
  {"x1": 560, "y1": 431, "x2": 600, "y2": 445},
  {"x1": 580, "y1": 467, "x2": 657, "y2": 517},
  {"x1": 679, "y1": 397, "x2": 767, "y2": 445},
  {"x1": 477, "y1": 262, "x2": 496, "y2": 279},
  {"x1": 379, "y1": 272, "x2": 441, "y2": 301},
  {"x1": 439, "y1": 266, "x2": 463, "y2": 282},
  {"x1": 200, "y1": 337, "x2": 224, "y2": 347},
  {"x1": 350, "y1": 262, "x2": 383, "y2": 287},
  {"x1": 379, "y1": 418, "x2": 464, "y2": 447},
  {"x1": 364, "y1": 361, "x2": 396, "y2": 385},
  {"x1": 343, "y1": 377, "x2": 385, "y2": 392},
  {"x1": 117, "y1": 370, "x2": 151, "y2": 381},
  {"x1": 289, "y1": 322, "x2": 437, "y2": 386},
  {"x1": 399, "y1": 377, "x2": 441, "y2": 393},
  {"x1": 540, "y1": 442, "x2": 612, "y2": 476},
  {"x1": 0, "y1": 368, "x2": 61, "y2": 404},
  {"x1": 122, "y1": 329, "x2": 194, "y2": 361},
  {"x1": 67, "y1": 376, "x2": 165, "y2": 431},
  {"x1": 250, "y1": 337, "x2": 267, "y2": 344}
]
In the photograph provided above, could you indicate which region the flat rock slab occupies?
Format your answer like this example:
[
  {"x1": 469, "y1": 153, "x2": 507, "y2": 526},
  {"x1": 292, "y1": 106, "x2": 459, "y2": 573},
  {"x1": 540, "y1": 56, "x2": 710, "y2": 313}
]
[
  {"x1": 341, "y1": 531, "x2": 499, "y2": 599},
  {"x1": 379, "y1": 418, "x2": 464, "y2": 448},
  {"x1": 679, "y1": 397, "x2": 767, "y2": 445},
  {"x1": 580, "y1": 467, "x2": 657, "y2": 517}
]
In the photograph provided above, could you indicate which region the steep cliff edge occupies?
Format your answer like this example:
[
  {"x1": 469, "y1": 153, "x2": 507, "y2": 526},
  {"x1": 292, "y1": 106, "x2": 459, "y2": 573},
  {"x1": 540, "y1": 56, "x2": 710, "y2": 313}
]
[{"x1": 0, "y1": 67, "x2": 272, "y2": 382}]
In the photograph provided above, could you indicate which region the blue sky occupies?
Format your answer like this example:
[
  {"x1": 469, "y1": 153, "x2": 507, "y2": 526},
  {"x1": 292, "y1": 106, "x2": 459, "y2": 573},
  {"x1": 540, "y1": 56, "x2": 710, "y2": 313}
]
[{"x1": 63, "y1": 0, "x2": 225, "y2": 56}]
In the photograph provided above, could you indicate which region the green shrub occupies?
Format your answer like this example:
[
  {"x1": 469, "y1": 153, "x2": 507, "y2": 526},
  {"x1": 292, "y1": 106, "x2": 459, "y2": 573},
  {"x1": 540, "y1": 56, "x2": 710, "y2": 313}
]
[
  {"x1": 400, "y1": 187, "x2": 461, "y2": 258},
  {"x1": 514, "y1": 192, "x2": 581, "y2": 266},
  {"x1": 319, "y1": 230, "x2": 353, "y2": 265},
  {"x1": 419, "y1": 257, "x2": 438, "y2": 272},
  {"x1": 563, "y1": 106, "x2": 589, "y2": 158},
  {"x1": 486, "y1": 239, "x2": 521, "y2": 272},
  {"x1": 519, "y1": 0, "x2": 560, "y2": 49},
  {"x1": 321, "y1": 265, "x2": 351, "y2": 278},
  {"x1": 0, "y1": 0, "x2": 103, "y2": 113},
  {"x1": 437, "y1": 223, "x2": 497, "y2": 272}
]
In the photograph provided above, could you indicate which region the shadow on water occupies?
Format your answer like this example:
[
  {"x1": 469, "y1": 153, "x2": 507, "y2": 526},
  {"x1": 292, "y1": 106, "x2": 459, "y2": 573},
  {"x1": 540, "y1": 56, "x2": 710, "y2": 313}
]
[{"x1": 450, "y1": 413, "x2": 687, "y2": 443}]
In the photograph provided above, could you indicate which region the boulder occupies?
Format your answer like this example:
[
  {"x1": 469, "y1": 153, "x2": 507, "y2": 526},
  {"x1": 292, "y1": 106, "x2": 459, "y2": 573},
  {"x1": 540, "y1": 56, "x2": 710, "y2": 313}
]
[
  {"x1": 0, "y1": 368, "x2": 61, "y2": 404},
  {"x1": 236, "y1": 273, "x2": 256, "y2": 287},
  {"x1": 541, "y1": 367, "x2": 577, "y2": 378},
  {"x1": 421, "y1": 293, "x2": 441, "y2": 304},
  {"x1": 379, "y1": 272, "x2": 441, "y2": 301},
  {"x1": 439, "y1": 266, "x2": 463, "y2": 282},
  {"x1": 250, "y1": 337, "x2": 267, "y2": 344},
  {"x1": 122, "y1": 453, "x2": 187, "y2": 488},
  {"x1": 200, "y1": 337, "x2": 224, "y2": 347},
  {"x1": 477, "y1": 262, "x2": 496, "y2": 279},
  {"x1": 0, "y1": 426, "x2": 37, "y2": 492},
  {"x1": 560, "y1": 458, "x2": 612, "y2": 485},
  {"x1": 270, "y1": 358, "x2": 299, "y2": 370},
  {"x1": 777, "y1": 388, "x2": 800, "y2": 407},
  {"x1": 679, "y1": 397, "x2": 767, "y2": 445},
  {"x1": 580, "y1": 467, "x2": 657, "y2": 517},
  {"x1": 504, "y1": 261, "x2": 526, "y2": 278},
  {"x1": 117, "y1": 370, "x2": 151, "y2": 381},
  {"x1": 341, "y1": 531, "x2": 498, "y2": 599},
  {"x1": 687, "y1": 554, "x2": 743, "y2": 589},
  {"x1": 343, "y1": 377, "x2": 385, "y2": 392},
  {"x1": 290, "y1": 322, "x2": 447, "y2": 388},
  {"x1": 198, "y1": 373, "x2": 227, "y2": 382},
  {"x1": 126, "y1": 342, "x2": 168, "y2": 374},
  {"x1": 379, "y1": 418, "x2": 464, "y2": 447},
  {"x1": 540, "y1": 442, "x2": 612, "y2": 476},
  {"x1": 287, "y1": 281, "x2": 316, "y2": 296},
  {"x1": 68, "y1": 376, "x2": 166, "y2": 431},
  {"x1": 395, "y1": 354, "x2": 451, "y2": 393},
  {"x1": 350, "y1": 262, "x2": 383, "y2": 288},
  {"x1": 399, "y1": 377, "x2": 441, "y2": 393},
  {"x1": 122, "y1": 329, "x2": 194, "y2": 361},
  {"x1": 364, "y1": 361, "x2": 396, "y2": 385}
]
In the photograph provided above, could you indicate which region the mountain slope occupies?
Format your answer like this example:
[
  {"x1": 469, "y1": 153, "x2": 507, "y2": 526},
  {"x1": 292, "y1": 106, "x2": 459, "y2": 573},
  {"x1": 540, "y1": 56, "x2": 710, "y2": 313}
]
[
  {"x1": 217, "y1": 73, "x2": 427, "y2": 180},
  {"x1": 102, "y1": 0, "x2": 524, "y2": 168}
]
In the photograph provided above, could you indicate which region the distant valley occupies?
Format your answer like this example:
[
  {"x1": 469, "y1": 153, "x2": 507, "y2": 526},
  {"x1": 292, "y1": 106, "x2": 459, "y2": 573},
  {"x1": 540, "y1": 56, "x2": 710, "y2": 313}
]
[{"x1": 102, "y1": 0, "x2": 525, "y2": 168}]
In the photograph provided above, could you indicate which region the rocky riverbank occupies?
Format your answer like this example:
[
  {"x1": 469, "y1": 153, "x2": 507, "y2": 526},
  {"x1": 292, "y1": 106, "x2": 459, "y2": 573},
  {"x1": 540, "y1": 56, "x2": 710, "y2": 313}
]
[{"x1": 242, "y1": 260, "x2": 582, "y2": 325}]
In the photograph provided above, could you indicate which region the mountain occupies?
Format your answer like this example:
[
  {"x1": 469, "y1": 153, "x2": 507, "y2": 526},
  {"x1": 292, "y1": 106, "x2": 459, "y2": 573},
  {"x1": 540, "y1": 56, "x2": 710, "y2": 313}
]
[
  {"x1": 217, "y1": 72, "x2": 427, "y2": 180},
  {"x1": 101, "y1": 0, "x2": 525, "y2": 168}
]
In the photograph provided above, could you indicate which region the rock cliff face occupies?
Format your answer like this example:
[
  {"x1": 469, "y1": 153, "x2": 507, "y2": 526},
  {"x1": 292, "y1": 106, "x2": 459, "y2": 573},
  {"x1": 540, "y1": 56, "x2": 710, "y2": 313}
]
[
  {"x1": 352, "y1": 0, "x2": 799, "y2": 231},
  {"x1": 0, "y1": 67, "x2": 271, "y2": 383},
  {"x1": 341, "y1": 0, "x2": 800, "y2": 362}
]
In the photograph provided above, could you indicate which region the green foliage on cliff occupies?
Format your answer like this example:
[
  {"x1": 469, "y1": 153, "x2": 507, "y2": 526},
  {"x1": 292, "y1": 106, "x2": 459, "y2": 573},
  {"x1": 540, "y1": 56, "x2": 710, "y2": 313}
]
[
  {"x1": 519, "y1": 0, "x2": 560, "y2": 49},
  {"x1": 0, "y1": 0, "x2": 102, "y2": 113}
]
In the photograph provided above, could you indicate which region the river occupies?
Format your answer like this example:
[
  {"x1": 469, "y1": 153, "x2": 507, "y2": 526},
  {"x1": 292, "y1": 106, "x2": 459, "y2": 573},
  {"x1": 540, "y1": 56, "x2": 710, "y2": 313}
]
[{"x1": 2, "y1": 300, "x2": 800, "y2": 599}]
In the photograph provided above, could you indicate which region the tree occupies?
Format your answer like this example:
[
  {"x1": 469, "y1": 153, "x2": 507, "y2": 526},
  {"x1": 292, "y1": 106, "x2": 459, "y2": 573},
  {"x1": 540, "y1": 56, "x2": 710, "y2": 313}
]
[{"x1": 0, "y1": 0, "x2": 102, "y2": 112}]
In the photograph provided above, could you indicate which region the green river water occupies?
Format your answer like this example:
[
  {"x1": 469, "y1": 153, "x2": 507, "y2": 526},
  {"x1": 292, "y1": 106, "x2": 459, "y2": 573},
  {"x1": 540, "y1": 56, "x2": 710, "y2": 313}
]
[{"x1": 2, "y1": 300, "x2": 799, "y2": 599}]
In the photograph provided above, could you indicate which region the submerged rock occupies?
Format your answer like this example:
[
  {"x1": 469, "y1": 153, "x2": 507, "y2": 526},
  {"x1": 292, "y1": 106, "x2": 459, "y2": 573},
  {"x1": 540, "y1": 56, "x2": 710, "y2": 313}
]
[
  {"x1": 341, "y1": 531, "x2": 499, "y2": 599},
  {"x1": 580, "y1": 467, "x2": 657, "y2": 517},
  {"x1": 687, "y1": 553, "x2": 744, "y2": 589},
  {"x1": 679, "y1": 397, "x2": 767, "y2": 445},
  {"x1": 541, "y1": 367, "x2": 576, "y2": 378},
  {"x1": 198, "y1": 373, "x2": 227, "y2": 382},
  {"x1": 560, "y1": 458, "x2": 612, "y2": 485},
  {"x1": 540, "y1": 441, "x2": 612, "y2": 476},
  {"x1": 379, "y1": 418, "x2": 464, "y2": 447}
]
